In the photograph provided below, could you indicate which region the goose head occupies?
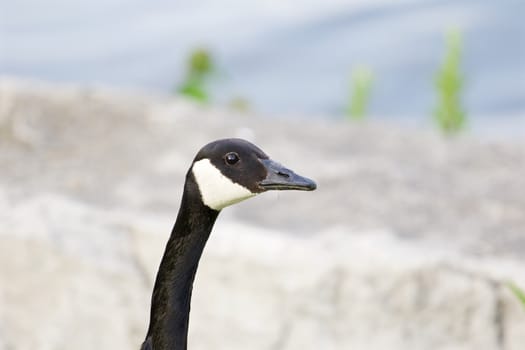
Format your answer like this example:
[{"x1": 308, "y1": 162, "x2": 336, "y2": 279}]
[{"x1": 191, "y1": 138, "x2": 316, "y2": 211}]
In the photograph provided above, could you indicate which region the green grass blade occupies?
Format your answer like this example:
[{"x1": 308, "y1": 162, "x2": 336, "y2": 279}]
[
  {"x1": 433, "y1": 29, "x2": 466, "y2": 134},
  {"x1": 508, "y1": 282, "x2": 525, "y2": 309},
  {"x1": 347, "y1": 66, "x2": 374, "y2": 120}
]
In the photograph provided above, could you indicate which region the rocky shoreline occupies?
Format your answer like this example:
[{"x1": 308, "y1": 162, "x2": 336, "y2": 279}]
[{"x1": 1, "y1": 79, "x2": 524, "y2": 349}]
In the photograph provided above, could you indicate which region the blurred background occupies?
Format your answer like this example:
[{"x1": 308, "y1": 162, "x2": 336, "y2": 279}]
[
  {"x1": 1, "y1": 0, "x2": 524, "y2": 135},
  {"x1": 1, "y1": 1, "x2": 525, "y2": 349}
]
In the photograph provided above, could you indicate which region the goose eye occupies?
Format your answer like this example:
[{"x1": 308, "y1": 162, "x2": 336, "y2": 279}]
[{"x1": 225, "y1": 152, "x2": 240, "y2": 165}]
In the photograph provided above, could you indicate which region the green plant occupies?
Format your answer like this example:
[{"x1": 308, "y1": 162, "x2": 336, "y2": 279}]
[
  {"x1": 347, "y1": 66, "x2": 374, "y2": 120},
  {"x1": 508, "y1": 282, "x2": 525, "y2": 310},
  {"x1": 434, "y1": 30, "x2": 466, "y2": 134},
  {"x1": 177, "y1": 49, "x2": 214, "y2": 103}
]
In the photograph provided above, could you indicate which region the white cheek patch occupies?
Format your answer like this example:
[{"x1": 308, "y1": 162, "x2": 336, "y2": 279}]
[{"x1": 192, "y1": 159, "x2": 256, "y2": 210}]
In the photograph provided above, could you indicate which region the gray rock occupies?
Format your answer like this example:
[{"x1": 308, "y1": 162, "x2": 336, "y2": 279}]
[{"x1": 0, "y1": 79, "x2": 524, "y2": 349}]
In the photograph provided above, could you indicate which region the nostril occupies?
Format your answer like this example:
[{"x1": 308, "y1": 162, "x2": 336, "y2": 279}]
[{"x1": 277, "y1": 170, "x2": 290, "y2": 178}]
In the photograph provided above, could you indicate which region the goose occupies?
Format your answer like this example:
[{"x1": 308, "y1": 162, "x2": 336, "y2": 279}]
[{"x1": 141, "y1": 138, "x2": 316, "y2": 350}]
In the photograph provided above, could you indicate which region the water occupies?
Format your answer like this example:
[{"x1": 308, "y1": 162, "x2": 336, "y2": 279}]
[{"x1": 0, "y1": 0, "x2": 524, "y2": 133}]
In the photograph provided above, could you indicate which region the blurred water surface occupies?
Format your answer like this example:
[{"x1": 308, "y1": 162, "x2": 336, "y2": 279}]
[{"x1": 0, "y1": 0, "x2": 524, "y2": 132}]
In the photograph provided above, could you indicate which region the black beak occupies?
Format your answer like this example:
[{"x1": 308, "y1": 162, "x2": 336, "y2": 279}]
[{"x1": 259, "y1": 159, "x2": 317, "y2": 191}]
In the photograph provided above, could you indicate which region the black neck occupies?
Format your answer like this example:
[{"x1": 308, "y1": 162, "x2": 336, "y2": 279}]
[{"x1": 143, "y1": 175, "x2": 219, "y2": 350}]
